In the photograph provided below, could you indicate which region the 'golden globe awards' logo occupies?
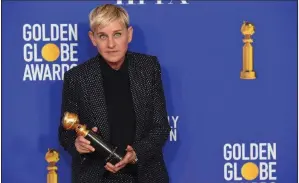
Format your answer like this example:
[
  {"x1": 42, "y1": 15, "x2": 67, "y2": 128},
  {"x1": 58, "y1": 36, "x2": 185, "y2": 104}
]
[
  {"x1": 223, "y1": 143, "x2": 277, "y2": 183},
  {"x1": 22, "y1": 24, "x2": 79, "y2": 81}
]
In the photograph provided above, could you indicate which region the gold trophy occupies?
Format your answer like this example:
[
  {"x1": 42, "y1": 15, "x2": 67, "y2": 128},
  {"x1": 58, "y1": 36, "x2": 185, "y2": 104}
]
[
  {"x1": 240, "y1": 21, "x2": 256, "y2": 79},
  {"x1": 45, "y1": 149, "x2": 59, "y2": 183},
  {"x1": 62, "y1": 112, "x2": 125, "y2": 165}
]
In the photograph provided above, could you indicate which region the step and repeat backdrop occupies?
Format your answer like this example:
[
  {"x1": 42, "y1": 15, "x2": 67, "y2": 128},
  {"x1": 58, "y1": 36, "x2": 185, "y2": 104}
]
[{"x1": 2, "y1": 1, "x2": 297, "y2": 183}]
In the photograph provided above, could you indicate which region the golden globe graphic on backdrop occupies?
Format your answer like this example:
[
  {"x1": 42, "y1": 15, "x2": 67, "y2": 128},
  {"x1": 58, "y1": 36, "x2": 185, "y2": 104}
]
[
  {"x1": 240, "y1": 21, "x2": 256, "y2": 80},
  {"x1": 22, "y1": 24, "x2": 79, "y2": 81}
]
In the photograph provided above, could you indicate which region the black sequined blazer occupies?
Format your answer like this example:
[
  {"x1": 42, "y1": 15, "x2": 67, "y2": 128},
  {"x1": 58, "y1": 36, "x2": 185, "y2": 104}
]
[{"x1": 58, "y1": 51, "x2": 171, "y2": 183}]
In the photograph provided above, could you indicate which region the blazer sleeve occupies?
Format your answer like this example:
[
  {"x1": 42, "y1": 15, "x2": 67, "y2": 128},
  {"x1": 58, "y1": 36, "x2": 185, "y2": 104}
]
[
  {"x1": 58, "y1": 72, "x2": 81, "y2": 159},
  {"x1": 132, "y1": 57, "x2": 171, "y2": 163}
]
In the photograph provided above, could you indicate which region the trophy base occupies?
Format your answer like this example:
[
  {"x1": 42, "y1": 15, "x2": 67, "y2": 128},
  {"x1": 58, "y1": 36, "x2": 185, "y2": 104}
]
[
  {"x1": 105, "y1": 147, "x2": 124, "y2": 165},
  {"x1": 85, "y1": 131, "x2": 124, "y2": 165},
  {"x1": 240, "y1": 71, "x2": 256, "y2": 80}
]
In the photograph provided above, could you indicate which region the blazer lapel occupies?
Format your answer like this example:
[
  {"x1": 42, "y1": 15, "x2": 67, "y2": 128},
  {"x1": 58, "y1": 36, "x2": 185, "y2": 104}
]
[
  {"x1": 127, "y1": 53, "x2": 147, "y2": 142},
  {"x1": 84, "y1": 53, "x2": 147, "y2": 144},
  {"x1": 85, "y1": 56, "x2": 110, "y2": 143}
]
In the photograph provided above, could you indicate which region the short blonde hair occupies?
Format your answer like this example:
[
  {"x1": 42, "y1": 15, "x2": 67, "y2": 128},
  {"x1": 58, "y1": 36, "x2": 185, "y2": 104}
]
[{"x1": 89, "y1": 4, "x2": 130, "y2": 31}]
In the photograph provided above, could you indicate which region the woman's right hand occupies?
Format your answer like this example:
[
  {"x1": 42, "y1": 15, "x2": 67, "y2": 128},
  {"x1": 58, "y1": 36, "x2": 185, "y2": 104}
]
[{"x1": 75, "y1": 127, "x2": 98, "y2": 154}]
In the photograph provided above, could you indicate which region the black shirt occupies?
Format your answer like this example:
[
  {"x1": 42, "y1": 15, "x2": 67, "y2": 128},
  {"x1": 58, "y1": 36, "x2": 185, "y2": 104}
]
[{"x1": 99, "y1": 54, "x2": 137, "y2": 175}]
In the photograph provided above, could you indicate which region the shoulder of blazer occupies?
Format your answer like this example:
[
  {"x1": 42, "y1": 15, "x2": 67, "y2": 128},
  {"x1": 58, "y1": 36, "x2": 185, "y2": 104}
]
[
  {"x1": 63, "y1": 55, "x2": 100, "y2": 81},
  {"x1": 127, "y1": 51, "x2": 161, "y2": 72}
]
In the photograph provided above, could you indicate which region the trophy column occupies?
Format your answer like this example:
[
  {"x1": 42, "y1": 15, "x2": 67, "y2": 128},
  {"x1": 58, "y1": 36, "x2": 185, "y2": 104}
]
[{"x1": 240, "y1": 21, "x2": 256, "y2": 80}]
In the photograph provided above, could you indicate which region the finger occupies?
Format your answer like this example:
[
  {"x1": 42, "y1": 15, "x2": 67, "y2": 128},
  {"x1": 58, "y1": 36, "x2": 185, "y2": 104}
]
[
  {"x1": 126, "y1": 146, "x2": 136, "y2": 163},
  {"x1": 114, "y1": 163, "x2": 126, "y2": 171},
  {"x1": 115, "y1": 153, "x2": 132, "y2": 167},
  {"x1": 104, "y1": 165, "x2": 113, "y2": 173},
  {"x1": 106, "y1": 162, "x2": 116, "y2": 170},
  {"x1": 106, "y1": 163, "x2": 117, "y2": 173},
  {"x1": 105, "y1": 165, "x2": 116, "y2": 173},
  {"x1": 115, "y1": 160, "x2": 125, "y2": 168},
  {"x1": 77, "y1": 136, "x2": 91, "y2": 145},
  {"x1": 76, "y1": 145, "x2": 90, "y2": 153},
  {"x1": 126, "y1": 145, "x2": 134, "y2": 152},
  {"x1": 76, "y1": 144, "x2": 90, "y2": 152},
  {"x1": 76, "y1": 137, "x2": 94, "y2": 151},
  {"x1": 78, "y1": 148, "x2": 90, "y2": 154},
  {"x1": 79, "y1": 143, "x2": 95, "y2": 152},
  {"x1": 92, "y1": 127, "x2": 98, "y2": 132}
]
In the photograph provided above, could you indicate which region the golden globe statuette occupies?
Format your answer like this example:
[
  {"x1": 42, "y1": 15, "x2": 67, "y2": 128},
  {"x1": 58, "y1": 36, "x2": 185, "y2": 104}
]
[
  {"x1": 62, "y1": 112, "x2": 125, "y2": 165},
  {"x1": 45, "y1": 149, "x2": 59, "y2": 183},
  {"x1": 240, "y1": 21, "x2": 256, "y2": 79}
]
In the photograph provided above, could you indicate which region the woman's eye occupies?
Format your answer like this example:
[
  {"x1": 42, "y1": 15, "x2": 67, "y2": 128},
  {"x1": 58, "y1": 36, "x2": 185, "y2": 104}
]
[
  {"x1": 114, "y1": 33, "x2": 121, "y2": 37},
  {"x1": 99, "y1": 35, "x2": 107, "y2": 39}
]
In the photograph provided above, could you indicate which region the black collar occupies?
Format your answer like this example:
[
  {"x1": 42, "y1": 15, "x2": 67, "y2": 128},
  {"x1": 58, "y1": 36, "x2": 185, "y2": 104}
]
[{"x1": 98, "y1": 53, "x2": 129, "y2": 74}]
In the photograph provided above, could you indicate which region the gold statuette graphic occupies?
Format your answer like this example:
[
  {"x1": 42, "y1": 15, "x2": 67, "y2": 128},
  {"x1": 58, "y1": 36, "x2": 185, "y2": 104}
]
[
  {"x1": 45, "y1": 149, "x2": 59, "y2": 183},
  {"x1": 240, "y1": 21, "x2": 256, "y2": 79}
]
